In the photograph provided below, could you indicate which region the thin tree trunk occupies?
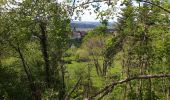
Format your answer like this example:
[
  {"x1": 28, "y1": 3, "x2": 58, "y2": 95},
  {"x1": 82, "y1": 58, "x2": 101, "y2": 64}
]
[
  {"x1": 0, "y1": 50, "x2": 2, "y2": 67},
  {"x1": 87, "y1": 64, "x2": 91, "y2": 98},
  {"x1": 148, "y1": 78, "x2": 152, "y2": 100},
  {"x1": 139, "y1": 62, "x2": 143, "y2": 100},
  {"x1": 59, "y1": 64, "x2": 66, "y2": 100},
  {"x1": 123, "y1": 84, "x2": 127, "y2": 100},
  {"x1": 17, "y1": 45, "x2": 41, "y2": 100},
  {"x1": 39, "y1": 22, "x2": 51, "y2": 87},
  {"x1": 91, "y1": 51, "x2": 102, "y2": 76},
  {"x1": 167, "y1": 87, "x2": 170, "y2": 100}
]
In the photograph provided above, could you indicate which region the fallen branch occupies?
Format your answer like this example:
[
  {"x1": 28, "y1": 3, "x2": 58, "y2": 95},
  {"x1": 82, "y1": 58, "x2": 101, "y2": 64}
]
[{"x1": 89, "y1": 74, "x2": 170, "y2": 99}]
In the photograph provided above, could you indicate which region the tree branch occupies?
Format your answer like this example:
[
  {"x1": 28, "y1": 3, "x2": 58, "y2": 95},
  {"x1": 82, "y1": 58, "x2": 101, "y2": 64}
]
[
  {"x1": 72, "y1": 0, "x2": 104, "y2": 9},
  {"x1": 65, "y1": 77, "x2": 82, "y2": 100},
  {"x1": 90, "y1": 74, "x2": 170, "y2": 99},
  {"x1": 143, "y1": 0, "x2": 170, "y2": 13},
  {"x1": 72, "y1": 0, "x2": 170, "y2": 14}
]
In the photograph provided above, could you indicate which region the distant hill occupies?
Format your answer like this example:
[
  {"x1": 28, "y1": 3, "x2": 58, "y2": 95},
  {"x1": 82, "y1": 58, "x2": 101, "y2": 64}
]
[{"x1": 70, "y1": 21, "x2": 114, "y2": 31}]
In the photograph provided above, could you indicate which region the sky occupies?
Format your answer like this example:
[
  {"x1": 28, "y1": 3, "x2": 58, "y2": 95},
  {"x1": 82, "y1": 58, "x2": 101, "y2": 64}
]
[
  {"x1": 9, "y1": 0, "x2": 169, "y2": 22},
  {"x1": 4, "y1": 0, "x2": 170, "y2": 22},
  {"x1": 3, "y1": 0, "x2": 121, "y2": 22},
  {"x1": 58, "y1": 0, "x2": 124, "y2": 22}
]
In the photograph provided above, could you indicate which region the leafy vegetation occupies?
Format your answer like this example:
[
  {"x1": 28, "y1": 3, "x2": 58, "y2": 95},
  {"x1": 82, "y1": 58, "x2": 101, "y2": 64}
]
[{"x1": 0, "y1": 0, "x2": 170, "y2": 100}]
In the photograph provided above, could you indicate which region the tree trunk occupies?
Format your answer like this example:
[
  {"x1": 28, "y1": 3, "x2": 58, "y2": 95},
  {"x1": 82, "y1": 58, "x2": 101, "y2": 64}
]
[
  {"x1": 123, "y1": 84, "x2": 127, "y2": 100},
  {"x1": 39, "y1": 22, "x2": 51, "y2": 87},
  {"x1": 167, "y1": 87, "x2": 170, "y2": 100},
  {"x1": 17, "y1": 46, "x2": 41, "y2": 100},
  {"x1": 59, "y1": 64, "x2": 66, "y2": 100}
]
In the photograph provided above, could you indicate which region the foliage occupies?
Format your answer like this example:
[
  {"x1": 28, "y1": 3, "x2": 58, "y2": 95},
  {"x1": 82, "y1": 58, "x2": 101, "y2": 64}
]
[{"x1": 0, "y1": 0, "x2": 170, "y2": 100}]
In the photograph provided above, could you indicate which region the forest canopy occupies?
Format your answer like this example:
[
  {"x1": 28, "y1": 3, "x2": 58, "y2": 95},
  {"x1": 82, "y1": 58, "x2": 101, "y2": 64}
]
[{"x1": 0, "y1": 0, "x2": 170, "y2": 100}]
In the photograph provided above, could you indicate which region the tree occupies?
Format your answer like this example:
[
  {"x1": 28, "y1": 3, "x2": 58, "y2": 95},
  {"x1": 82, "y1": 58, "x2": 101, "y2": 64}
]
[
  {"x1": 0, "y1": 0, "x2": 71, "y2": 99},
  {"x1": 0, "y1": 0, "x2": 170, "y2": 100}
]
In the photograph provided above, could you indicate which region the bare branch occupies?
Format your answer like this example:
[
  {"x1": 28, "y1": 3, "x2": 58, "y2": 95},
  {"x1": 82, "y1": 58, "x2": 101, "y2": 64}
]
[{"x1": 90, "y1": 74, "x2": 170, "y2": 99}]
